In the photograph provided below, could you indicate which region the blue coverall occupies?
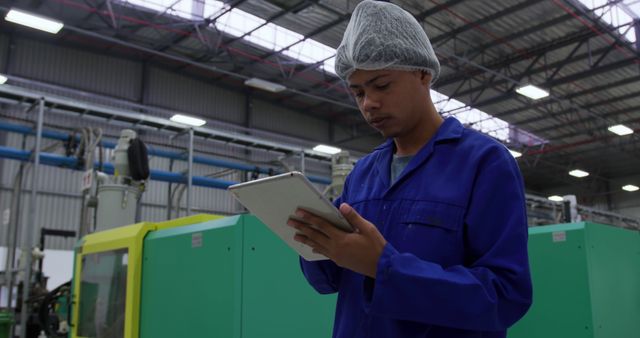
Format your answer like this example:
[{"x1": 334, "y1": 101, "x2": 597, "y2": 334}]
[{"x1": 300, "y1": 117, "x2": 533, "y2": 337}]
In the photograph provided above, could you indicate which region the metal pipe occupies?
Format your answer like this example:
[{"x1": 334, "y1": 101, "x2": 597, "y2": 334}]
[
  {"x1": 4, "y1": 134, "x2": 28, "y2": 336},
  {"x1": 0, "y1": 84, "x2": 335, "y2": 161},
  {"x1": 187, "y1": 128, "x2": 194, "y2": 215},
  {"x1": 0, "y1": 120, "x2": 332, "y2": 185},
  {"x1": 19, "y1": 99, "x2": 44, "y2": 338},
  {"x1": 4, "y1": 163, "x2": 24, "y2": 315},
  {"x1": 166, "y1": 158, "x2": 174, "y2": 219},
  {"x1": 0, "y1": 146, "x2": 236, "y2": 190}
]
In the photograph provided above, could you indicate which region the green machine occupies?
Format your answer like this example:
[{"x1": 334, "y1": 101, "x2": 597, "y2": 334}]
[
  {"x1": 71, "y1": 214, "x2": 335, "y2": 338},
  {"x1": 138, "y1": 214, "x2": 335, "y2": 338},
  {"x1": 0, "y1": 312, "x2": 13, "y2": 338},
  {"x1": 510, "y1": 222, "x2": 640, "y2": 338}
]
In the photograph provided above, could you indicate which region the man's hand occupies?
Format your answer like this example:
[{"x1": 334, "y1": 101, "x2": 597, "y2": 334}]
[{"x1": 287, "y1": 203, "x2": 387, "y2": 278}]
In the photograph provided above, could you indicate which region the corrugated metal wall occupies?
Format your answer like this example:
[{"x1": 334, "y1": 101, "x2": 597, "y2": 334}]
[
  {"x1": 0, "y1": 34, "x2": 8, "y2": 72},
  {"x1": 252, "y1": 100, "x2": 330, "y2": 142},
  {"x1": 146, "y1": 68, "x2": 246, "y2": 125},
  {"x1": 0, "y1": 32, "x2": 343, "y2": 250},
  {"x1": 0, "y1": 118, "x2": 288, "y2": 249},
  {"x1": 0, "y1": 131, "x2": 83, "y2": 250},
  {"x1": 11, "y1": 38, "x2": 142, "y2": 102}
]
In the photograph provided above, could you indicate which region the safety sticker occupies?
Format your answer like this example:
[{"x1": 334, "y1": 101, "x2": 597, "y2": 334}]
[
  {"x1": 192, "y1": 232, "x2": 203, "y2": 248},
  {"x1": 552, "y1": 231, "x2": 566, "y2": 242}
]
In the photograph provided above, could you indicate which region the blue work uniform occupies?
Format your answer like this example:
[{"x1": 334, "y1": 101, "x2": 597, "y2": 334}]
[{"x1": 300, "y1": 117, "x2": 532, "y2": 337}]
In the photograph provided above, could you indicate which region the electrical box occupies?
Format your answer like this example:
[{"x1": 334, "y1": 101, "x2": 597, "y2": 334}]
[{"x1": 510, "y1": 222, "x2": 640, "y2": 338}]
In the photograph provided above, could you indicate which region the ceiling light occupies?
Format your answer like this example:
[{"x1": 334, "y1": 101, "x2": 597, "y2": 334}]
[
  {"x1": 516, "y1": 84, "x2": 549, "y2": 100},
  {"x1": 170, "y1": 114, "x2": 206, "y2": 127},
  {"x1": 509, "y1": 149, "x2": 522, "y2": 158},
  {"x1": 5, "y1": 8, "x2": 64, "y2": 34},
  {"x1": 548, "y1": 195, "x2": 564, "y2": 202},
  {"x1": 622, "y1": 184, "x2": 639, "y2": 192},
  {"x1": 244, "y1": 77, "x2": 286, "y2": 93},
  {"x1": 569, "y1": 169, "x2": 589, "y2": 178},
  {"x1": 0, "y1": 75, "x2": 7, "y2": 84},
  {"x1": 608, "y1": 124, "x2": 634, "y2": 136},
  {"x1": 313, "y1": 144, "x2": 341, "y2": 155}
]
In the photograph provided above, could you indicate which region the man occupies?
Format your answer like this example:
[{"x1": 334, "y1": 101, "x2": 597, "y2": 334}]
[{"x1": 287, "y1": 1, "x2": 532, "y2": 337}]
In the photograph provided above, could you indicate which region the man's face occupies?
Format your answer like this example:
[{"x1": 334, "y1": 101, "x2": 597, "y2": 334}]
[{"x1": 348, "y1": 69, "x2": 431, "y2": 139}]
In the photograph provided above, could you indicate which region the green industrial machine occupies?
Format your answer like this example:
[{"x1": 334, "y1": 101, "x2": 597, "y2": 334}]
[
  {"x1": 73, "y1": 215, "x2": 640, "y2": 338},
  {"x1": 510, "y1": 222, "x2": 640, "y2": 338},
  {"x1": 71, "y1": 214, "x2": 336, "y2": 338},
  {"x1": 0, "y1": 312, "x2": 13, "y2": 338}
]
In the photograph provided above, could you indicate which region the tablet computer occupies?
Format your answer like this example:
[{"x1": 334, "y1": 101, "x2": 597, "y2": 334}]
[{"x1": 228, "y1": 171, "x2": 352, "y2": 261}]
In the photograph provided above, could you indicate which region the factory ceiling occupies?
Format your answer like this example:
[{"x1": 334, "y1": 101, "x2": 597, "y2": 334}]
[{"x1": 0, "y1": 0, "x2": 639, "y2": 198}]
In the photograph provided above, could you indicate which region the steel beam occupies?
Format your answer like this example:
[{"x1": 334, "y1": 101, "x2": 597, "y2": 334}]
[
  {"x1": 213, "y1": 14, "x2": 349, "y2": 79},
  {"x1": 450, "y1": 56, "x2": 637, "y2": 112},
  {"x1": 414, "y1": 0, "x2": 466, "y2": 22},
  {"x1": 437, "y1": 25, "x2": 593, "y2": 86},
  {"x1": 517, "y1": 90, "x2": 640, "y2": 129},
  {"x1": 492, "y1": 75, "x2": 640, "y2": 119},
  {"x1": 430, "y1": 0, "x2": 545, "y2": 45},
  {"x1": 187, "y1": 128, "x2": 194, "y2": 215}
]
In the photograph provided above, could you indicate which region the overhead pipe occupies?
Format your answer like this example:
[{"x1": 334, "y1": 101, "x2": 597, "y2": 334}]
[
  {"x1": 0, "y1": 121, "x2": 332, "y2": 185},
  {"x1": 0, "y1": 146, "x2": 237, "y2": 190}
]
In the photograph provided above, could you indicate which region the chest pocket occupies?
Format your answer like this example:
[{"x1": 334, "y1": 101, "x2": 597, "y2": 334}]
[
  {"x1": 400, "y1": 201, "x2": 463, "y2": 231},
  {"x1": 391, "y1": 200, "x2": 464, "y2": 263}
]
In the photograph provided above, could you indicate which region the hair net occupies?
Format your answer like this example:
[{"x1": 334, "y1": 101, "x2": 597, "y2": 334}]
[{"x1": 335, "y1": 0, "x2": 440, "y2": 83}]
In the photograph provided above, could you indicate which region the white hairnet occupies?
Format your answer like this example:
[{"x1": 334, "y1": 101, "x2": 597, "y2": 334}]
[{"x1": 335, "y1": 0, "x2": 440, "y2": 83}]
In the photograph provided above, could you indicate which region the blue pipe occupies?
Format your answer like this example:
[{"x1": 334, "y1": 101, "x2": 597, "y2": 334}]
[
  {"x1": 0, "y1": 146, "x2": 237, "y2": 190},
  {"x1": 0, "y1": 145, "x2": 78, "y2": 167},
  {"x1": 0, "y1": 121, "x2": 332, "y2": 185}
]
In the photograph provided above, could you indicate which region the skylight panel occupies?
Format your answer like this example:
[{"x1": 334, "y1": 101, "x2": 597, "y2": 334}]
[
  {"x1": 215, "y1": 7, "x2": 266, "y2": 38},
  {"x1": 285, "y1": 39, "x2": 335, "y2": 65},
  {"x1": 247, "y1": 24, "x2": 302, "y2": 52},
  {"x1": 324, "y1": 56, "x2": 336, "y2": 74},
  {"x1": 578, "y1": 0, "x2": 637, "y2": 43},
  {"x1": 245, "y1": 23, "x2": 278, "y2": 50},
  {"x1": 432, "y1": 90, "x2": 545, "y2": 145},
  {"x1": 273, "y1": 26, "x2": 304, "y2": 51},
  {"x1": 121, "y1": 0, "x2": 545, "y2": 146},
  {"x1": 126, "y1": 0, "x2": 193, "y2": 19},
  {"x1": 202, "y1": 1, "x2": 225, "y2": 18}
]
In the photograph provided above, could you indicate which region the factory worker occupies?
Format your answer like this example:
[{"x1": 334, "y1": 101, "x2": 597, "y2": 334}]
[{"x1": 287, "y1": 1, "x2": 532, "y2": 337}]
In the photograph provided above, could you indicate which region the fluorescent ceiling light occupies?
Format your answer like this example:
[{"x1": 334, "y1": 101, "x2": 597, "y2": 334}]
[
  {"x1": 622, "y1": 184, "x2": 639, "y2": 192},
  {"x1": 313, "y1": 144, "x2": 341, "y2": 155},
  {"x1": 170, "y1": 114, "x2": 206, "y2": 127},
  {"x1": 569, "y1": 169, "x2": 589, "y2": 178},
  {"x1": 509, "y1": 149, "x2": 522, "y2": 158},
  {"x1": 0, "y1": 75, "x2": 7, "y2": 84},
  {"x1": 608, "y1": 124, "x2": 634, "y2": 136},
  {"x1": 244, "y1": 78, "x2": 286, "y2": 93},
  {"x1": 5, "y1": 8, "x2": 64, "y2": 34},
  {"x1": 516, "y1": 84, "x2": 549, "y2": 100},
  {"x1": 548, "y1": 195, "x2": 564, "y2": 202}
]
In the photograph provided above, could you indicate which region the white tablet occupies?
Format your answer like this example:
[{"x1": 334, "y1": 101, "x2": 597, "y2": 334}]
[{"x1": 228, "y1": 171, "x2": 352, "y2": 261}]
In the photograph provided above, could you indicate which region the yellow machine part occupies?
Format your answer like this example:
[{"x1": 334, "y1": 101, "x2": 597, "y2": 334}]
[{"x1": 71, "y1": 214, "x2": 222, "y2": 338}]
